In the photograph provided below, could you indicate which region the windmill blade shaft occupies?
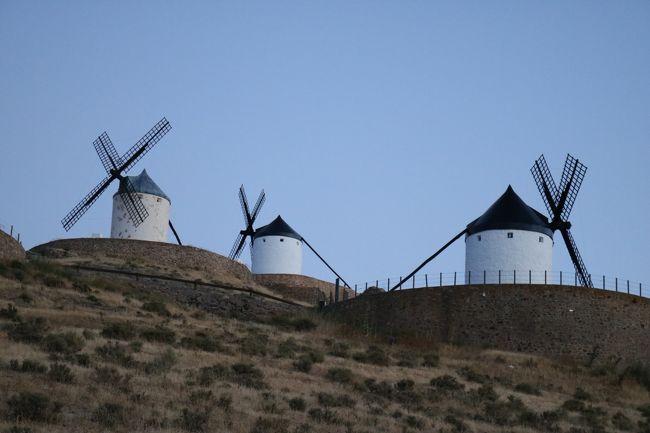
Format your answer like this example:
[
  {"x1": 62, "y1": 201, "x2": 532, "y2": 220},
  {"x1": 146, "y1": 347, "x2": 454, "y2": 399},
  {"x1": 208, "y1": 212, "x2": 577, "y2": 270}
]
[
  {"x1": 301, "y1": 237, "x2": 351, "y2": 288},
  {"x1": 61, "y1": 176, "x2": 114, "y2": 231},
  {"x1": 94, "y1": 132, "x2": 121, "y2": 173},
  {"x1": 229, "y1": 232, "x2": 246, "y2": 260},
  {"x1": 560, "y1": 228, "x2": 593, "y2": 288},
  {"x1": 119, "y1": 117, "x2": 171, "y2": 174},
  {"x1": 168, "y1": 220, "x2": 182, "y2": 245},
  {"x1": 250, "y1": 190, "x2": 266, "y2": 221},
  {"x1": 390, "y1": 228, "x2": 467, "y2": 291},
  {"x1": 120, "y1": 178, "x2": 149, "y2": 227}
]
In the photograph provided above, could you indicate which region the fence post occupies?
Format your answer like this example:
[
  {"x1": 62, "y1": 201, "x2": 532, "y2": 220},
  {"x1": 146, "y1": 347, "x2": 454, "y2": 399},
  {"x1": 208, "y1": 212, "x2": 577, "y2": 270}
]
[
  {"x1": 498, "y1": 270, "x2": 501, "y2": 285},
  {"x1": 560, "y1": 271, "x2": 562, "y2": 285},
  {"x1": 529, "y1": 270, "x2": 531, "y2": 284},
  {"x1": 355, "y1": 284, "x2": 357, "y2": 296},
  {"x1": 603, "y1": 275, "x2": 605, "y2": 290},
  {"x1": 468, "y1": 271, "x2": 471, "y2": 285},
  {"x1": 387, "y1": 278, "x2": 390, "y2": 289},
  {"x1": 454, "y1": 272, "x2": 457, "y2": 286},
  {"x1": 483, "y1": 270, "x2": 486, "y2": 284},
  {"x1": 365, "y1": 282, "x2": 368, "y2": 290},
  {"x1": 17, "y1": 233, "x2": 20, "y2": 243},
  {"x1": 335, "y1": 278, "x2": 340, "y2": 303},
  {"x1": 399, "y1": 277, "x2": 402, "y2": 290},
  {"x1": 615, "y1": 277, "x2": 618, "y2": 292},
  {"x1": 425, "y1": 274, "x2": 428, "y2": 288},
  {"x1": 412, "y1": 275, "x2": 415, "y2": 289},
  {"x1": 439, "y1": 272, "x2": 442, "y2": 287},
  {"x1": 514, "y1": 270, "x2": 516, "y2": 284},
  {"x1": 544, "y1": 270, "x2": 547, "y2": 285},
  {"x1": 627, "y1": 280, "x2": 629, "y2": 295},
  {"x1": 641, "y1": 283, "x2": 643, "y2": 297},
  {"x1": 10, "y1": 225, "x2": 13, "y2": 236},
  {"x1": 376, "y1": 280, "x2": 379, "y2": 289}
]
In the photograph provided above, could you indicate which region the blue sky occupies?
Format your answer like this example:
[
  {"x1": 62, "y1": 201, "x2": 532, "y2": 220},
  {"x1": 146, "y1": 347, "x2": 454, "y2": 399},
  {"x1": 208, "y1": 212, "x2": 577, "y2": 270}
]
[{"x1": 1, "y1": 1, "x2": 648, "y2": 286}]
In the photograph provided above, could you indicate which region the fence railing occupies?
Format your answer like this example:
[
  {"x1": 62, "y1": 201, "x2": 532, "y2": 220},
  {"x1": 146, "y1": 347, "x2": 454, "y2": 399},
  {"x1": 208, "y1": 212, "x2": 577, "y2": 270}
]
[
  {"x1": 352, "y1": 270, "x2": 648, "y2": 299},
  {"x1": 0, "y1": 221, "x2": 22, "y2": 244}
]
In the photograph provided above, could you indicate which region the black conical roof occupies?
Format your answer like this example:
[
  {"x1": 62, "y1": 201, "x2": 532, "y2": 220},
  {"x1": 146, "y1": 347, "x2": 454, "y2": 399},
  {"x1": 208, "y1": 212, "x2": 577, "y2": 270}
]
[
  {"x1": 253, "y1": 215, "x2": 302, "y2": 240},
  {"x1": 466, "y1": 186, "x2": 553, "y2": 237}
]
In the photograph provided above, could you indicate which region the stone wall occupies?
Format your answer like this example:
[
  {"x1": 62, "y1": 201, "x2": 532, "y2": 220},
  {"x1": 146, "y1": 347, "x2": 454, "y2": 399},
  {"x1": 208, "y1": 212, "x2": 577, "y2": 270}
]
[
  {"x1": 0, "y1": 230, "x2": 25, "y2": 261},
  {"x1": 325, "y1": 284, "x2": 650, "y2": 367},
  {"x1": 31, "y1": 238, "x2": 256, "y2": 290},
  {"x1": 253, "y1": 273, "x2": 356, "y2": 305}
]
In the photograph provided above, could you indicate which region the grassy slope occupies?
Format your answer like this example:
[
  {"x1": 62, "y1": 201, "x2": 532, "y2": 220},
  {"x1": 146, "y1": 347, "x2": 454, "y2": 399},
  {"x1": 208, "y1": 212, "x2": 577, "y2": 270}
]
[{"x1": 0, "y1": 259, "x2": 649, "y2": 433}]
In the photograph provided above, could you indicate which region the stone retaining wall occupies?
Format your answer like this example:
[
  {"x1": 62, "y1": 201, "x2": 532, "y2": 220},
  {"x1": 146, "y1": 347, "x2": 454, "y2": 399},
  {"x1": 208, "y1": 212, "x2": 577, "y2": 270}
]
[
  {"x1": 0, "y1": 230, "x2": 25, "y2": 261},
  {"x1": 325, "y1": 284, "x2": 650, "y2": 367},
  {"x1": 253, "y1": 273, "x2": 356, "y2": 304}
]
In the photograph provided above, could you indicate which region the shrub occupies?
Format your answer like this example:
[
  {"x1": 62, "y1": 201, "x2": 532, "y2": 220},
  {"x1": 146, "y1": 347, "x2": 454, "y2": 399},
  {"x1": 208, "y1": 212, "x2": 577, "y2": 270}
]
[
  {"x1": 308, "y1": 408, "x2": 338, "y2": 424},
  {"x1": 484, "y1": 395, "x2": 528, "y2": 426},
  {"x1": 514, "y1": 382, "x2": 542, "y2": 396},
  {"x1": 197, "y1": 364, "x2": 228, "y2": 386},
  {"x1": 352, "y1": 345, "x2": 390, "y2": 366},
  {"x1": 92, "y1": 403, "x2": 126, "y2": 427},
  {"x1": 101, "y1": 322, "x2": 136, "y2": 340},
  {"x1": 231, "y1": 363, "x2": 267, "y2": 389},
  {"x1": 612, "y1": 411, "x2": 634, "y2": 431},
  {"x1": 0, "y1": 303, "x2": 18, "y2": 320},
  {"x1": 217, "y1": 393, "x2": 232, "y2": 412},
  {"x1": 293, "y1": 354, "x2": 313, "y2": 373},
  {"x1": 6, "y1": 318, "x2": 48, "y2": 343},
  {"x1": 43, "y1": 276, "x2": 66, "y2": 288},
  {"x1": 639, "y1": 404, "x2": 650, "y2": 419},
  {"x1": 562, "y1": 399, "x2": 586, "y2": 412},
  {"x1": 422, "y1": 352, "x2": 439, "y2": 368},
  {"x1": 141, "y1": 301, "x2": 171, "y2": 317},
  {"x1": 326, "y1": 367, "x2": 354, "y2": 384},
  {"x1": 327, "y1": 341, "x2": 350, "y2": 358},
  {"x1": 250, "y1": 417, "x2": 290, "y2": 433},
  {"x1": 276, "y1": 338, "x2": 299, "y2": 358},
  {"x1": 364, "y1": 379, "x2": 393, "y2": 399},
  {"x1": 395, "y1": 379, "x2": 414, "y2": 391},
  {"x1": 289, "y1": 397, "x2": 306, "y2": 411},
  {"x1": 476, "y1": 384, "x2": 498, "y2": 402},
  {"x1": 42, "y1": 332, "x2": 84, "y2": 354},
  {"x1": 95, "y1": 342, "x2": 136, "y2": 367},
  {"x1": 307, "y1": 349, "x2": 324, "y2": 363},
  {"x1": 179, "y1": 408, "x2": 211, "y2": 432},
  {"x1": 405, "y1": 415, "x2": 425, "y2": 429},
  {"x1": 430, "y1": 375, "x2": 464, "y2": 391},
  {"x1": 573, "y1": 387, "x2": 591, "y2": 400},
  {"x1": 181, "y1": 332, "x2": 223, "y2": 352},
  {"x1": 9, "y1": 359, "x2": 47, "y2": 374},
  {"x1": 6, "y1": 392, "x2": 58, "y2": 422},
  {"x1": 270, "y1": 314, "x2": 317, "y2": 332},
  {"x1": 92, "y1": 366, "x2": 124, "y2": 384},
  {"x1": 140, "y1": 326, "x2": 176, "y2": 344},
  {"x1": 317, "y1": 392, "x2": 355, "y2": 407},
  {"x1": 239, "y1": 335, "x2": 268, "y2": 356},
  {"x1": 48, "y1": 363, "x2": 74, "y2": 383},
  {"x1": 444, "y1": 414, "x2": 468, "y2": 432},
  {"x1": 457, "y1": 366, "x2": 488, "y2": 384},
  {"x1": 622, "y1": 363, "x2": 650, "y2": 392},
  {"x1": 144, "y1": 348, "x2": 176, "y2": 374}
]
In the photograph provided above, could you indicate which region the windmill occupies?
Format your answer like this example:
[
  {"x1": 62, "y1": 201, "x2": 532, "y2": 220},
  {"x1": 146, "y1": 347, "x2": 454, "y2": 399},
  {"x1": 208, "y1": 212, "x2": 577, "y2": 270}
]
[
  {"x1": 61, "y1": 118, "x2": 182, "y2": 245},
  {"x1": 228, "y1": 186, "x2": 351, "y2": 288},
  {"x1": 531, "y1": 154, "x2": 592, "y2": 287},
  {"x1": 228, "y1": 185, "x2": 266, "y2": 260},
  {"x1": 390, "y1": 154, "x2": 592, "y2": 291}
]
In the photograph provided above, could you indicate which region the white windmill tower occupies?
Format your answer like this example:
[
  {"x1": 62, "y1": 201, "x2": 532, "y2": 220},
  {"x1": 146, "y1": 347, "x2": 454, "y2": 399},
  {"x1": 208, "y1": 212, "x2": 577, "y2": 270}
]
[
  {"x1": 251, "y1": 215, "x2": 303, "y2": 274},
  {"x1": 464, "y1": 185, "x2": 553, "y2": 284},
  {"x1": 110, "y1": 169, "x2": 171, "y2": 242}
]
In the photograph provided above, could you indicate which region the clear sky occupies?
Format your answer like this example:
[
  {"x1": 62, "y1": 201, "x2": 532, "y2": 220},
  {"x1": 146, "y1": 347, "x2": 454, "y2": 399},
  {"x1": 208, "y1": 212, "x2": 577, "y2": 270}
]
[{"x1": 1, "y1": 1, "x2": 648, "y2": 287}]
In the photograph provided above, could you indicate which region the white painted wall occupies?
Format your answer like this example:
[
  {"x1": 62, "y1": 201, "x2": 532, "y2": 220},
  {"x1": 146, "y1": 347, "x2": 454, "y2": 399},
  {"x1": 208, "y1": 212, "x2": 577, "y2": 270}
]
[
  {"x1": 111, "y1": 192, "x2": 170, "y2": 242},
  {"x1": 465, "y1": 229, "x2": 553, "y2": 284},
  {"x1": 251, "y1": 235, "x2": 302, "y2": 275}
]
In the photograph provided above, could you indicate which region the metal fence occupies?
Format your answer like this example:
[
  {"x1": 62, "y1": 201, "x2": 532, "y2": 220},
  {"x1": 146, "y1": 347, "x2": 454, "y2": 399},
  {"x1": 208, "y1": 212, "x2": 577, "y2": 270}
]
[
  {"x1": 353, "y1": 270, "x2": 648, "y2": 299},
  {"x1": 0, "y1": 220, "x2": 21, "y2": 244}
]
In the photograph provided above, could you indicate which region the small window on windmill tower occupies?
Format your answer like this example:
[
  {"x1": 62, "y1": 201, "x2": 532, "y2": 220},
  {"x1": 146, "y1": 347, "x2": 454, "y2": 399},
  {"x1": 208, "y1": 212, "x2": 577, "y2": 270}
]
[
  {"x1": 280, "y1": 238, "x2": 284, "y2": 242},
  {"x1": 477, "y1": 235, "x2": 482, "y2": 241},
  {"x1": 539, "y1": 236, "x2": 544, "y2": 243},
  {"x1": 507, "y1": 232, "x2": 513, "y2": 238}
]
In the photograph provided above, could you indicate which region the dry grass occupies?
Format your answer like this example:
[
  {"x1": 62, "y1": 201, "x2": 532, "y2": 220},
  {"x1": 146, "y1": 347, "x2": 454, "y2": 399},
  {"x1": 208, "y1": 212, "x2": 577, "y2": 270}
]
[{"x1": 0, "y1": 259, "x2": 649, "y2": 433}]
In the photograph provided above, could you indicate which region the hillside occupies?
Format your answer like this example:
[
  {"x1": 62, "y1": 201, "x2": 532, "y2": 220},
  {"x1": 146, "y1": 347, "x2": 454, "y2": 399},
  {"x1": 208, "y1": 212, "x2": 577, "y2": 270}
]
[{"x1": 1, "y1": 258, "x2": 650, "y2": 433}]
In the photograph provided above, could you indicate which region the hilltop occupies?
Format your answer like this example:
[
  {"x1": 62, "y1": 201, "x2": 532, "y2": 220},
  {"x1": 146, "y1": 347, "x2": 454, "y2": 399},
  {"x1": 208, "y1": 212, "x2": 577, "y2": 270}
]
[{"x1": 0, "y1": 256, "x2": 650, "y2": 433}]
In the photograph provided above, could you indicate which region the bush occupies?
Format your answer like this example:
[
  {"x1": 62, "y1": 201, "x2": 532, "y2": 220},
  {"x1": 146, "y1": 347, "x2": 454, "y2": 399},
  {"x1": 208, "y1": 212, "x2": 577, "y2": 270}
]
[
  {"x1": 395, "y1": 379, "x2": 415, "y2": 391},
  {"x1": 476, "y1": 384, "x2": 498, "y2": 402},
  {"x1": 239, "y1": 335, "x2": 268, "y2": 356},
  {"x1": 430, "y1": 375, "x2": 465, "y2": 391},
  {"x1": 92, "y1": 366, "x2": 124, "y2": 384},
  {"x1": 422, "y1": 352, "x2": 439, "y2": 368},
  {"x1": 197, "y1": 364, "x2": 228, "y2": 386},
  {"x1": 42, "y1": 332, "x2": 84, "y2": 354},
  {"x1": 562, "y1": 399, "x2": 586, "y2": 412},
  {"x1": 140, "y1": 326, "x2": 176, "y2": 344},
  {"x1": 141, "y1": 301, "x2": 170, "y2": 317},
  {"x1": 143, "y1": 348, "x2": 176, "y2": 374},
  {"x1": 231, "y1": 363, "x2": 267, "y2": 389},
  {"x1": 622, "y1": 363, "x2": 650, "y2": 392},
  {"x1": 327, "y1": 341, "x2": 350, "y2": 358},
  {"x1": 6, "y1": 392, "x2": 58, "y2": 422},
  {"x1": 405, "y1": 415, "x2": 425, "y2": 429},
  {"x1": 514, "y1": 382, "x2": 542, "y2": 396},
  {"x1": 270, "y1": 314, "x2": 317, "y2": 332},
  {"x1": 6, "y1": 318, "x2": 48, "y2": 343},
  {"x1": 181, "y1": 332, "x2": 223, "y2": 352},
  {"x1": 293, "y1": 354, "x2": 313, "y2": 373},
  {"x1": 179, "y1": 407, "x2": 211, "y2": 432},
  {"x1": 364, "y1": 379, "x2": 393, "y2": 399},
  {"x1": 48, "y1": 363, "x2": 74, "y2": 383},
  {"x1": 101, "y1": 322, "x2": 136, "y2": 340},
  {"x1": 289, "y1": 397, "x2": 306, "y2": 411},
  {"x1": 9, "y1": 359, "x2": 47, "y2": 374},
  {"x1": 317, "y1": 392, "x2": 355, "y2": 407},
  {"x1": 92, "y1": 403, "x2": 125, "y2": 427},
  {"x1": 352, "y1": 345, "x2": 390, "y2": 366},
  {"x1": 95, "y1": 342, "x2": 136, "y2": 367},
  {"x1": 573, "y1": 387, "x2": 591, "y2": 400},
  {"x1": 308, "y1": 408, "x2": 338, "y2": 424},
  {"x1": 0, "y1": 303, "x2": 18, "y2": 320},
  {"x1": 444, "y1": 415, "x2": 469, "y2": 432},
  {"x1": 325, "y1": 367, "x2": 354, "y2": 384},
  {"x1": 612, "y1": 411, "x2": 634, "y2": 431},
  {"x1": 250, "y1": 417, "x2": 290, "y2": 433},
  {"x1": 457, "y1": 366, "x2": 488, "y2": 384}
]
